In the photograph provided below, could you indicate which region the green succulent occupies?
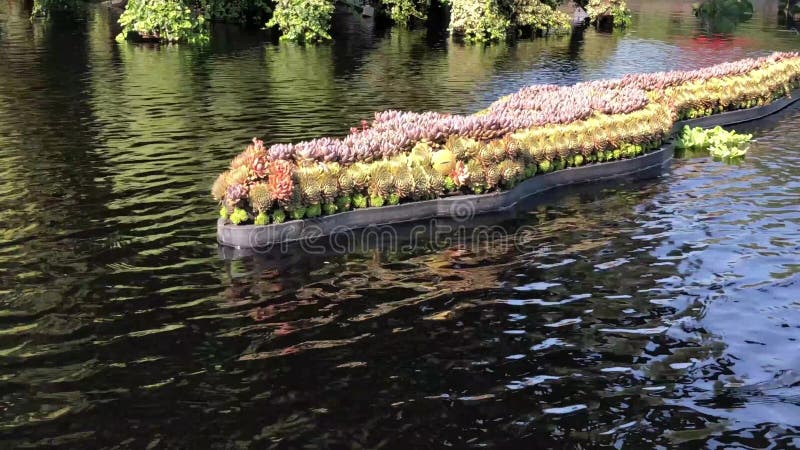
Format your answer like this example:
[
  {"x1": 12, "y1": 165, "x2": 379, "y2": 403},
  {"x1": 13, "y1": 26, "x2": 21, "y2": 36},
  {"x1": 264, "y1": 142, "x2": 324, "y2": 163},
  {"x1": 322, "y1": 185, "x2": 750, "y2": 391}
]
[
  {"x1": 230, "y1": 207, "x2": 249, "y2": 225},
  {"x1": 369, "y1": 195, "x2": 385, "y2": 207},
  {"x1": 387, "y1": 193, "x2": 401, "y2": 205},
  {"x1": 538, "y1": 160, "x2": 552, "y2": 173},
  {"x1": 254, "y1": 212, "x2": 269, "y2": 225},
  {"x1": 290, "y1": 207, "x2": 306, "y2": 220},
  {"x1": 573, "y1": 155, "x2": 585, "y2": 166},
  {"x1": 352, "y1": 193, "x2": 367, "y2": 208},
  {"x1": 272, "y1": 209, "x2": 286, "y2": 224},
  {"x1": 219, "y1": 205, "x2": 228, "y2": 219},
  {"x1": 323, "y1": 203, "x2": 338, "y2": 215},
  {"x1": 336, "y1": 195, "x2": 351, "y2": 211},
  {"x1": 306, "y1": 203, "x2": 322, "y2": 218},
  {"x1": 443, "y1": 176, "x2": 457, "y2": 192}
]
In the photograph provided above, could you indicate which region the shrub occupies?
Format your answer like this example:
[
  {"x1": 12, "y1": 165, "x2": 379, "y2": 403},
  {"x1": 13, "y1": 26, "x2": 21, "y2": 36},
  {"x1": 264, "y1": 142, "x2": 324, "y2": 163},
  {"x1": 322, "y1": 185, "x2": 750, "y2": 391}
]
[
  {"x1": 266, "y1": 0, "x2": 335, "y2": 44},
  {"x1": 381, "y1": 0, "x2": 430, "y2": 25},
  {"x1": 116, "y1": 0, "x2": 209, "y2": 44}
]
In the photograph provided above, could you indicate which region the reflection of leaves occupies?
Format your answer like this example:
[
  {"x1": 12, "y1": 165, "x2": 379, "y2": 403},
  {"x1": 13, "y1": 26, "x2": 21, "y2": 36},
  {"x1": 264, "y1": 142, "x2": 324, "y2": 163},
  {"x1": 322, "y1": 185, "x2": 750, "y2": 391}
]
[{"x1": 693, "y1": 0, "x2": 753, "y2": 34}]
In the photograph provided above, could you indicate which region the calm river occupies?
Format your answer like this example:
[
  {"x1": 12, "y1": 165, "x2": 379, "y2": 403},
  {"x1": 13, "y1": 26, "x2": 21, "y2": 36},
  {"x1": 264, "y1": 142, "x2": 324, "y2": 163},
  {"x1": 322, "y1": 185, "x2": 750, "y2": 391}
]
[{"x1": 0, "y1": 0, "x2": 799, "y2": 447}]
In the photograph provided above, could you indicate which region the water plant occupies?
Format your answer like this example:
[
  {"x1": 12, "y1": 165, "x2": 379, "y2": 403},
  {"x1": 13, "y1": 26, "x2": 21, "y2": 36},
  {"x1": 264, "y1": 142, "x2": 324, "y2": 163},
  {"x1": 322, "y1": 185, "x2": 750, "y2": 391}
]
[
  {"x1": 213, "y1": 52, "x2": 800, "y2": 226},
  {"x1": 675, "y1": 125, "x2": 752, "y2": 159}
]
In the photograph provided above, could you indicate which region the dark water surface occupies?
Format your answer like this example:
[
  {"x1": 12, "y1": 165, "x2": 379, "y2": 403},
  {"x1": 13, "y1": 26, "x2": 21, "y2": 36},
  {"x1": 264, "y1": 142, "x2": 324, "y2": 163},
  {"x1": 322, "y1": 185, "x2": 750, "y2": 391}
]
[{"x1": 1, "y1": 0, "x2": 800, "y2": 447}]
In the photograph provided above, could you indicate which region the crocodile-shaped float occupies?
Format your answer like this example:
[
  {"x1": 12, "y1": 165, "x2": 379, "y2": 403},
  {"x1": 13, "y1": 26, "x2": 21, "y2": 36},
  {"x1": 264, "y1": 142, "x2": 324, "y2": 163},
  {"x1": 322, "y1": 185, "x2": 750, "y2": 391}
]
[{"x1": 213, "y1": 52, "x2": 800, "y2": 249}]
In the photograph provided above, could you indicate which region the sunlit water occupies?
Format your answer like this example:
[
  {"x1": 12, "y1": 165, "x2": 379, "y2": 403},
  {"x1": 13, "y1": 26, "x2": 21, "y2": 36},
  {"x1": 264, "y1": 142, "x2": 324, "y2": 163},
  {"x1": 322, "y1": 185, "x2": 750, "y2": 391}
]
[{"x1": 0, "y1": 0, "x2": 799, "y2": 447}]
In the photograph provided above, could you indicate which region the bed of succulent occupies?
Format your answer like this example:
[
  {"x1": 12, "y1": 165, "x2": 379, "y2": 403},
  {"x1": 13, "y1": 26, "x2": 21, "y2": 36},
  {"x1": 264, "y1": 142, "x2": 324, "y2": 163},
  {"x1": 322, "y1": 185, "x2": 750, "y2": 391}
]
[{"x1": 212, "y1": 52, "x2": 800, "y2": 226}]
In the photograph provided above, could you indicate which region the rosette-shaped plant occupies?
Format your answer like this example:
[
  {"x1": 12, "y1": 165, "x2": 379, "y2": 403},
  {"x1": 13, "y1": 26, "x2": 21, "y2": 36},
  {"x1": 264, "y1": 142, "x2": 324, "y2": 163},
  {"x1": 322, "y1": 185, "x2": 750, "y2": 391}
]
[
  {"x1": 225, "y1": 183, "x2": 248, "y2": 208},
  {"x1": 465, "y1": 160, "x2": 486, "y2": 193},
  {"x1": 392, "y1": 163, "x2": 415, "y2": 200},
  {"x1": 431, "y1": 148, "x2": 455, "y2": 176},
  {"x1": 251, "y1": 151, "x2": 269, "y2": 180},
  {"x1": 485, "y1": 165, "x2": 501, "y2": 190},
  {"x1": 409, "y1": 141, "x2": 433, "y2": 167},
  {"x1": 338, "y1": 168, "x2": 356, "y2": 198},
  {"x1": 297, "y1": 165, "x2": 323, "y2": 206},
  {"x1": 229, "y1": 165, "x2": 249, "y2": 186},
  {"x1": 349, "y1": 162, "x2": 372, "y2": 191},
  {"x1": 450, "y1": 161, "x2": 470, "y2": 188},
  {"x1": 230, "y1": 149, "x2": 256, "y2": 172},
  {"x1": 411, "y1": 166, "x2": 431, "y2": 200},
  {"x1": 320, "y1": 163, "x2": 340, "y2": 203},
  {"x1": 498, "y1": 159, "x2": 523, "y2": 188},
  {"x1": 267, "y1": 159, "x2": 295, "y2": 204},
  {"x1": 212, "y1": 171, "x2": 231, "y2": 202},
  {"x1": 368, "y1": 161, "x2": 394, "y2": 207},
  {"x1": 248, "y1": 182, "x2": 272, "y2": 213}
]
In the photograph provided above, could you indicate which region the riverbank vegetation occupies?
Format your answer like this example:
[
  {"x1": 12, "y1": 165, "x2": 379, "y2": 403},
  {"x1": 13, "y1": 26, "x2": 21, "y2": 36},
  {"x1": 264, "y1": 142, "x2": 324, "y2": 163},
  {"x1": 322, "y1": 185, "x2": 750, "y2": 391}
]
[
  {"x1": 33, "y1": 0, "x2": 631, "y2": 43},
  {"x1": 211, "y1": 52, "x2": 800, "y2": 226}
]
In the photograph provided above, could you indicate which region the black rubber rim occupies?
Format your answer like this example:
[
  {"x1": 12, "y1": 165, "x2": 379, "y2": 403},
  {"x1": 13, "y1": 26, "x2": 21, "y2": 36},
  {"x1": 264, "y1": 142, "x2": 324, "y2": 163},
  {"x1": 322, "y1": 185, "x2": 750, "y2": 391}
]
[{"x1": 218, "y1": 90, "x2": 800, "y2": 249}]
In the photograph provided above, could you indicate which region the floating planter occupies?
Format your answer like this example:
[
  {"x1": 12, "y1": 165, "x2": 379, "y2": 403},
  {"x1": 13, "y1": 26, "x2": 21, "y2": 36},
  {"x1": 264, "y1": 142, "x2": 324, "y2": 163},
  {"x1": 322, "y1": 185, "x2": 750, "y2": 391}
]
[{"x1": 214, "y1": 52, "x2": 800, "y2": 248}]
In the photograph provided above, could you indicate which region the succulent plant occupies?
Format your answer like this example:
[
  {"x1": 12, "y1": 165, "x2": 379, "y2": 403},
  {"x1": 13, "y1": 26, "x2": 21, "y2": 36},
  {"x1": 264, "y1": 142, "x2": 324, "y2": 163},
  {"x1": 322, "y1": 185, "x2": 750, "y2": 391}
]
[
  {"x1": 251, "y1": 153, "x2": 269, "y2": 179},
  {"x1": 323, "y1": 203, "x2": 338, "y2": 215},
  {"x1": 254, "y1": 212, "x2": 268, "y2": 225},
  {"x1": 248, "y1": 182, "x2": 272, "y2": 213},
  {"x1": 297, "y1": 165, "x2": 323, "y2": 205},
  {"x1": 289, "y1": 207, "x2": 306, "y2": 220},
  {"x1": 336, "y1": 195, "x2": 352, "y2": 211},
  {"x1": 306, "y1": 203, "x2": 322, "y2": 218},
  {"x1": 267, "y1": 159, "x2": 295, "y2": 204},
  {"x1": 352, "y1": 193, "x2": 367, "y2": 208},
  {"x1": 443, "y1": 176, "x2": 457, "y2": 192},
  {"x1": 485, "y1": 165, "x2": 501, "y2": 189},
  {"x1": 229, "y1": 207, "x2": 249, "y2": 225},
  {"x1": 225, "y1": 183, "x2": 248, "y2": 208},
  {"x1": 272, "y1": 209, "x2": 286, "y2": 224},
  {"x1": 538, "y1": 160, "x2": 552, "y2": 173},
  {"x1": 450, "y1": 161, "x2": 470, "y2": 187},
  {"x1": 431, "y1": 148, "x2": 455, "y2": 176},
  {"x1": 229, "y1": 165, "x2": 249, "y2": 186},
  {"x1": 212, "y1": 171, "x2": 231, "y2": 202},
  {"x1": 369, "y1": 195, "x2": 385, "y2": 207}
]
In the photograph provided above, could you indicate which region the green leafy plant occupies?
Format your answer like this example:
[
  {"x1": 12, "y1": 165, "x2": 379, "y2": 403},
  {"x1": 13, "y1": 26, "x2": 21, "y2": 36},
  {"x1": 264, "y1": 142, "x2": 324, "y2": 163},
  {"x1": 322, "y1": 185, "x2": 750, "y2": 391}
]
[
  {"x1": 254, "y1": 211, "x2": 269, "y2": 225},
  {"x1": 272, "y1": 209, "x2": 286, "y2": 224},
  {"x1": 116, "y1": 0, "x2": 209, "y2": 44},
  {"x1": 229, "y1": 207, "x2": 249, "y2": 224},
  {"x1": 200, "y1": 0, "x2": 271, "y2": 25},
  {"x1": 675, "y1": 125, "x2": 752, "y2": 159},
  {"x1": 382, "y1": 0, "x2": 429, "y2": 25},
  {"x1": 583, "y1": 0, "x2": 631, "y2": 28},
  {"x1": 267, "y1": 0, "x2": 335, "y2": 43},
  {"x1": 448, "y1": 0, "x2": 511, "y2": 42}
]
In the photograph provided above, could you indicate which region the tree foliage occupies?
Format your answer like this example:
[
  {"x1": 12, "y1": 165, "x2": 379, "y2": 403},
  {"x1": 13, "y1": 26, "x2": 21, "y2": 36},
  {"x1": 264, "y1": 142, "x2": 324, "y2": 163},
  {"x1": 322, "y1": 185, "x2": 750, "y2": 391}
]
[
  {"x1": 381, "y1": 0, "x2": 430, "y2": 25},
  {"x1": 448, "y1": 0, "x2": 571, "y2": 42},
  {"x1": 266, "y1": 0, "x2": 335, "y2": 43},
  {"x1": 117, "y1": 0, "x2": 209, "y2": 44}
]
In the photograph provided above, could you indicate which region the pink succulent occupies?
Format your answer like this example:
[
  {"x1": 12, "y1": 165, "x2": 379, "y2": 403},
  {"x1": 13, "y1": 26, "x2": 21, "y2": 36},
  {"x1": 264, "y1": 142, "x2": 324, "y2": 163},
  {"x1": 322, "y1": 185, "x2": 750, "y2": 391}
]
[
  {"x1": 451, "y1": 161, "x2": 470, "y2": 187},
  {"x1": 268, "y1": 159, "x2": 294, "y2": 203}
]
